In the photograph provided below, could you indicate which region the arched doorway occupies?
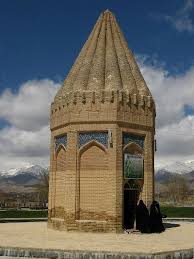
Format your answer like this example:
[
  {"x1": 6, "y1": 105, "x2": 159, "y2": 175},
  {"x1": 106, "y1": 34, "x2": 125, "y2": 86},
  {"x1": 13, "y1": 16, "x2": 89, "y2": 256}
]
[
  {"x1": 123, "y1": 142, "x2": 144, "y2": 230},
  {"x1": 123, "y1": 180, "x2": 141, "y2": 229}
]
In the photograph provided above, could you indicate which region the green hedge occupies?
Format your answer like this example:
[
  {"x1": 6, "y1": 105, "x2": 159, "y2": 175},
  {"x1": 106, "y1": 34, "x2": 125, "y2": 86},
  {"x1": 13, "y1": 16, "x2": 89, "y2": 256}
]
[
  {"x1": 0, "y1": 210, "x2": 48, "y2": 218},
  {"x1": 161, "y1": 207, "x2": 194, "y2": 218}
]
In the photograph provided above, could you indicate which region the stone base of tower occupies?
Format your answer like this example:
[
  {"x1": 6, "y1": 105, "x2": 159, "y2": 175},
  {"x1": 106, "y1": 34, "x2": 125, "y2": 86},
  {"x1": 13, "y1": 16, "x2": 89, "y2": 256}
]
[{"x1": 48, "y1": 213, "x2": 122, "y2": 233}]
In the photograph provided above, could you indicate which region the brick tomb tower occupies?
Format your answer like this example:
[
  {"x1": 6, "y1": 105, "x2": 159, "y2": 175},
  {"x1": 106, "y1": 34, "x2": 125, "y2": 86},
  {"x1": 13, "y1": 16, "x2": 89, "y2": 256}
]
[{"x1": 48, "y1": 10, "x2": 156, "y2": 233}]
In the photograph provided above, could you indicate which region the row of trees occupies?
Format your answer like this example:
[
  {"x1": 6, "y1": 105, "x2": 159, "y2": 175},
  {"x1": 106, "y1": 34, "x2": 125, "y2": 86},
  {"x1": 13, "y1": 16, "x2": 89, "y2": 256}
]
[
  {"x1": 156, "y1": 175, "x2": 194, "y2": 205},
  {"x1": 0, "y1": 169, "x2": 49, "y2": 209},
  {"x1": 35, "y1": 168, "x2": 49, "y2": 204},
  {"x1": 38, "y1": 170, "x2": 193, "y2": 206}
]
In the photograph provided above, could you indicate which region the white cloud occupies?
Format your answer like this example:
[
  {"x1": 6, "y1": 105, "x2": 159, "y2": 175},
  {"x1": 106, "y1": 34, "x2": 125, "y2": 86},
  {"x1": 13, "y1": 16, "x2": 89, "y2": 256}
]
[
  {"x1": 155, "y1": 115, "x2": 194, "y2": 166},
  {"x1": 139, "y1": 59, "x2": 194, "y2": 128},
  {"x1": 138, "y1": 57, "x2": 194, "y2": 166},
  {"x1": 0, "y1": 80, "x2": 60, "y2": 171},
  {"x1": 1, "y1": 62, "x2": 194, "y2": 170},
  {"x1": 0, "y1": 126, "x2": 50, "y2": 170},
  {"x1": 0, "y1": 125, "x2": 50, "y2": 157},
  {"x1": 0, "y1": 80, "x2": 60, "y2": 131},
  {"x1": 164, "y1": 0, "x2": 194, "y2": 33}
]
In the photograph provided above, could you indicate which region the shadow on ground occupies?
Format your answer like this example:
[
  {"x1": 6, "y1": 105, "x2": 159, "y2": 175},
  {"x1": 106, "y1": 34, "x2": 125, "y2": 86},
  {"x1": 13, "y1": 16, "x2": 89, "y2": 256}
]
[{"x1": 164, "y1": 222, "x2": 180, "y2": 229}]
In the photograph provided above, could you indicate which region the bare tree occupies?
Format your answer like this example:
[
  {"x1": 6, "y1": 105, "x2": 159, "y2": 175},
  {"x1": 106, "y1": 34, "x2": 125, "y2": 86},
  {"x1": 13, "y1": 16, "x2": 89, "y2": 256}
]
[
  {"x1": 35, "y1": 168, "x2": 49, "y2": 206},
  {"x1": 166, "y1": 175, "x2": 190, "y2": 205},
  {"x1": 155, "y1": 183, "x2": 168, "y2": 203}
]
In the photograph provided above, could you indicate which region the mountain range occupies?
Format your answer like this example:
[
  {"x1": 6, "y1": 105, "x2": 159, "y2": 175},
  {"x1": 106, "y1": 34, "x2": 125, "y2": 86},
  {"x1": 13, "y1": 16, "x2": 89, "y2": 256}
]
[
  {"x1": 155, "y1": 161, "x2": 194, "y2": 183},
  {"x1": 0, "y1": 165, "x2": 48, "y2": 193},
  {"x1": 0, "y1": 160, "x2": 194, "y2": 193}
]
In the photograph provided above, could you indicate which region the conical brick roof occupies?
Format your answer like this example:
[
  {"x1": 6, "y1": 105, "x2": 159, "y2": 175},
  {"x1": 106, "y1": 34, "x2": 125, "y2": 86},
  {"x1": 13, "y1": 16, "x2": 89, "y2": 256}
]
[{"x1": 55, "y1": 10, "x2": 152, "y2": 100}]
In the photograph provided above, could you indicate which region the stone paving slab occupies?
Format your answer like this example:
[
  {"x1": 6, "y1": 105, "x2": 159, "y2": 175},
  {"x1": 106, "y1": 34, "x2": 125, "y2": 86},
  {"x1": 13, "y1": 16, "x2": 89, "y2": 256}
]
[
  {"x1": 0, "y1": 247, "x2": 194, "y2": 259},
  {"x1": 0, "y1": 222, "x2": 193, "y2": 258}
]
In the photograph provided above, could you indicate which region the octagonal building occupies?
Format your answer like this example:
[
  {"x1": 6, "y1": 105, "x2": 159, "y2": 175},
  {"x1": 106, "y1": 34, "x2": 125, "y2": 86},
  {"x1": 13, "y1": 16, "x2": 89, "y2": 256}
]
[{"x1": 48, "y1": 10, "x2": 156, "y2": 233}]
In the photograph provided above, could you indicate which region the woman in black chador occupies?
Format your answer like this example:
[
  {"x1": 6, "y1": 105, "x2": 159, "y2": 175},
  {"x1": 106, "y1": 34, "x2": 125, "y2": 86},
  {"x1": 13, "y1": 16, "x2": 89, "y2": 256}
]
[
  {"x1": 136, "y1": 200, "x2": 150, "y2": 233},
  {"x1": 150, "y1": 200, "x2": 165, "y2": 233}
]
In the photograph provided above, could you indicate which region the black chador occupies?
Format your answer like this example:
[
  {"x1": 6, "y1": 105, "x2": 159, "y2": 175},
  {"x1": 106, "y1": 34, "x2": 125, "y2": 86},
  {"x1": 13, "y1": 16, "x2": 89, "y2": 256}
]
[
  {"x1": 136, "y1": 200, "x2": 150, "y2": 233},
  {"x1": 150, "y1": 200, "x2": 165, "y2": 233}
]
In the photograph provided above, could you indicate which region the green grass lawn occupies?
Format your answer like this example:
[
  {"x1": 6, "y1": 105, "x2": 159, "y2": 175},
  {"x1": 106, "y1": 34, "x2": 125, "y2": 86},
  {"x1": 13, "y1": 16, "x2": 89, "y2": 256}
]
[
  {"x1": 0, "y1": 207, "x2": 194, "y2": 218},
  {"x1": 0, "y1": 210, "x2": 48, "y2": 218},
  {"x1": 161, "y1": 206, "x2": 194, "y2": 218}
]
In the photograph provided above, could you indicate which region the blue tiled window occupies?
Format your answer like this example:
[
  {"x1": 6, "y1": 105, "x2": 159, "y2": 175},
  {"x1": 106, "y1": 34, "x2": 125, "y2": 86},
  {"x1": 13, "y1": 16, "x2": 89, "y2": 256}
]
[
  {"x1": 79, "y1": 132, "x2": 108, "y2": 148},
  {"x1": 55, "y1": 134, "x2": 67, "y2": 151},
  {"x1": 123, "y1": 133, "x2": 144, "y2": 149}
]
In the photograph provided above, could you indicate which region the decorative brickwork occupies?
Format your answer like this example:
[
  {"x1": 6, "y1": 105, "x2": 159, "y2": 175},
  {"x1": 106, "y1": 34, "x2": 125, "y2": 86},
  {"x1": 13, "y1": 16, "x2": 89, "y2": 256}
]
[{"x1": 48, "y1": 10, "x2": 155, "y2": 233}]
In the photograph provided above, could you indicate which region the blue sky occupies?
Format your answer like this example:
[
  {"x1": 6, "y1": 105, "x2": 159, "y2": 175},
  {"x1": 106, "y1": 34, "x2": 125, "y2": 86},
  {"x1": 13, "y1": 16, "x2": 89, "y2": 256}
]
[
  {"x1": 0, "y1": 0, "x2": 194, "y2": 170},
  {"x1": 0, "y1": 0, "x2": 194, "y2": 91}
]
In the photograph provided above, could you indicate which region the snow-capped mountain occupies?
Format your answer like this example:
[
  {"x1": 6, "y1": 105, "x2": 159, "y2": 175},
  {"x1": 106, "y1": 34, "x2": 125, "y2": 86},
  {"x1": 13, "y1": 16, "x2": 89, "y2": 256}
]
[
  {"x1": 0, "y1": 165, "x2": 49, "y2": 191},
  {"x1": 185, "y1": 160, "x2": 194, "y2": 169},
  {"x1": 0, "y1": 160, "x2": 194, "y2": 191},
  {"x1": 0, "y1": 165, "x2": 48, "y2": 178},
  {"x1": 156, "y1": 160, "x2": 194, "y2": 175},
  {"x1": 155, "y1": 160, "x2": 194, "y2": 183}
]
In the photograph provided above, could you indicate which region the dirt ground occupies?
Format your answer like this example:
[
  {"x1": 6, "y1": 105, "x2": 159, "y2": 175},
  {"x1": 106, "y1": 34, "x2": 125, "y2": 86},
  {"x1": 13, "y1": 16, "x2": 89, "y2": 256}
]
[{"x1": 0, "y1": 221, "x2": 193, "y2": 253}]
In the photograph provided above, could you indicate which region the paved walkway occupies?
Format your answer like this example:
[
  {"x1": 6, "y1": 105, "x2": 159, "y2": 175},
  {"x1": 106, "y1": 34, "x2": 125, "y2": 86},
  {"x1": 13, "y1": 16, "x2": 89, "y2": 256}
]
[
  {"x1": 0, "y1": 218, "x2": 47, "y2": 222},
  {"x1": 0, "y1": 222, "x2": 193, "y2": 253},
  {"x1": 0, "y1": 257, "x2": 48, "y2": 259}
]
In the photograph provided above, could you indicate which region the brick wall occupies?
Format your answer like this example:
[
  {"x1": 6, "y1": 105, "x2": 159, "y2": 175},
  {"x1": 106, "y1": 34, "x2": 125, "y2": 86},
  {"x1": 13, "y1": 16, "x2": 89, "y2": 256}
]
[{"x1": 79, "y1": 144, "x2": 112, "y2": 220}]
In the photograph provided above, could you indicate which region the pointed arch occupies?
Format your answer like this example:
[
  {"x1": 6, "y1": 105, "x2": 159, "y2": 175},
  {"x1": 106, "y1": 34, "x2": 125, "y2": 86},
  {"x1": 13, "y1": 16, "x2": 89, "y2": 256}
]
[
  {"x1": 54, "y1": 144, "x2": 67, "y2": 218},
  {"x1": 124, "y1": 183, "x2": 129, "y2": 189},
  {"x1": 78, "y1": 139, "x2": 109, "y2": 220},
  {"x1": 123, "y1": 142, "x2": 143, "y2": 155},
  {"x1": 55, "y1": 144, "x2": 67, "y2": 157},
  {"x1": 79, "y1": 140, "x2": 107, "y2": 157}
]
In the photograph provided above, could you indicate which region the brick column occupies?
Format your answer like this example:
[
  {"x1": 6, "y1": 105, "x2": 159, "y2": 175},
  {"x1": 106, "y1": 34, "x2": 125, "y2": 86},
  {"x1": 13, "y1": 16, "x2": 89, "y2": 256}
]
[
  {"x1": 65, "y1": 128, "x2": 78, "y2": 226},
  {"x1": 48, "y1": 134, "x2": 56, "y2": 219},
  {"x1": 115, "y1": 125, "x2": 123, "y2": 232},
  {"x1": 142, "y1": 131, "x2": 154, "y2": 207}
]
